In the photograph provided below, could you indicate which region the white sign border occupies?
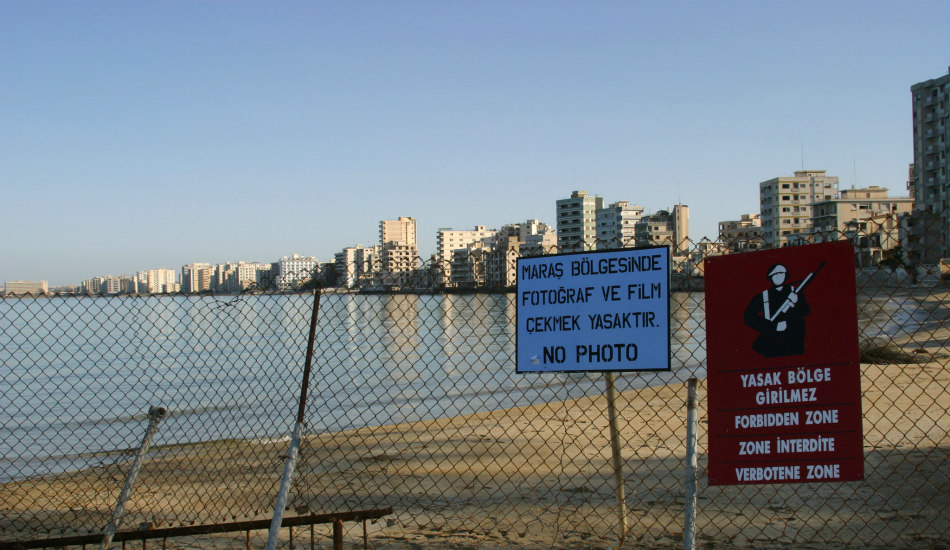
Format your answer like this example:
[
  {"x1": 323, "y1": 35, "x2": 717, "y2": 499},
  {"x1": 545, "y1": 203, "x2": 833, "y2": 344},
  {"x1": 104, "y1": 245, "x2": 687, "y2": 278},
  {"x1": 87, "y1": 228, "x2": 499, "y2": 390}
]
[{"x1": 515, "y1": 245, "x2": 672, "y2": 373}]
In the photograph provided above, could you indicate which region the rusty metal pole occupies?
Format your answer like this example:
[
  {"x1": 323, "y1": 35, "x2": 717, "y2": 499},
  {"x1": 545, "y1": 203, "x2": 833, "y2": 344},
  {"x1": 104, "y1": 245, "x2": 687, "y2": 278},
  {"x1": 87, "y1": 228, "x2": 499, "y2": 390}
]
[
  {"x1": 332, "y1": 519, "x2": 343, "y2": 550},
  {"x1": 266, "y1": 286, "x2": 322, "y2": 550},
  {"x1": 101, "y1": 406, "x2": 167, "y2": 550}
]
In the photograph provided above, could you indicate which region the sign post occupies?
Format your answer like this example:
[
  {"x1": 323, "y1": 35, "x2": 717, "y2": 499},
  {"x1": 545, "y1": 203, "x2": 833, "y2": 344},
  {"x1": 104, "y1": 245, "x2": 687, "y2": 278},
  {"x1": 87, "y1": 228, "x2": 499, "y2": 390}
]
[
  {"x1": 704, "y1": 241, "x2": 863, "y2": 485},
  {"x1": 516, "y1": 246, "x2": 671, "y2": 544}
]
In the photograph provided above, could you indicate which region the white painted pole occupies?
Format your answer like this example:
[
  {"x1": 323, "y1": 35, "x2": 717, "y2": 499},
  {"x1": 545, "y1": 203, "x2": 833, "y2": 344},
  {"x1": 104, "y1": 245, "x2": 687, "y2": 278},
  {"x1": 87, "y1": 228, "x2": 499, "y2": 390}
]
[
  {"x1": 265, "y1": 421, "x2": 303, "y2": 550},
  {"x1": 101, "y1": 406, "x2": 166, "y2": 550},
  {"x1": 684, "y1": 378, "x2": 698, "y2": 550}
]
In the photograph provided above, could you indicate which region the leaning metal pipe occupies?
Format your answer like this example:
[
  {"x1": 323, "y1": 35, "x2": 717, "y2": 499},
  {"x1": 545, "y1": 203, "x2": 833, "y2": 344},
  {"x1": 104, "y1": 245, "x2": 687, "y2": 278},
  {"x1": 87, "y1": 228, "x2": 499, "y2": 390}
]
[
  {"x1": 101, "y1": 405, "x2": 166, "y2": 550},
  {"x1": 684, "y1": 378, "x2": 699, "y2": 550},
  {"x1": 265, "y1": 286, "x2": 322, "y2": 550}
]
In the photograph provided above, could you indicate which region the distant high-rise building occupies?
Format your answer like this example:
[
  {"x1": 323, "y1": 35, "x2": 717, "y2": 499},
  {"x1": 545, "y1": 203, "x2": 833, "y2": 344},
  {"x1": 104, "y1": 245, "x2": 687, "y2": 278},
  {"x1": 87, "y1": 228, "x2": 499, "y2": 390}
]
[
  {"x1": 759, "y1": 170, "x2": 839, "y2": 247},
  {"x1": 908, "y1": 67, "x2": 950, "y2": 262},
  {"x1": 102, "y1": 276, "x2": 124, "y2": 295},
  {"x1": 906, "y1": 163, "x2": 916, "y2": 205},
  {"x1": 380, "y1": 216, "x2": 417, "y2": 248},
  {"x1": 181, "y1": 263, "x2": 213, "y2": 293},
  {"x1": 596, "y1": 200, "x2": 644, "y2": 249},
  {"x1": 379, "y1": 217, "x2": 419, "y2": 274},
  {"x1": 134, "y1": 270, "x2": 149, "y2": 293},
  {"x1": 557, "y1": 190, "x2": 604, "y2": 251},
  {"x1": 635, "y1": 204, "x2": 689, "y2": 254},
  {"x1": 214, "y1": 263, "x2": 240, "y2": 293}
]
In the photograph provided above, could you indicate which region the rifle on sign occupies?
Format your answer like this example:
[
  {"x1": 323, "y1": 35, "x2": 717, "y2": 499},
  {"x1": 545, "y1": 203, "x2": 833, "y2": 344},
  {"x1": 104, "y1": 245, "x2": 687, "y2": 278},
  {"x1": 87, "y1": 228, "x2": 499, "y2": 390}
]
[{"x1": 767, "y1": 261, "x2": 825, "y2": 322}]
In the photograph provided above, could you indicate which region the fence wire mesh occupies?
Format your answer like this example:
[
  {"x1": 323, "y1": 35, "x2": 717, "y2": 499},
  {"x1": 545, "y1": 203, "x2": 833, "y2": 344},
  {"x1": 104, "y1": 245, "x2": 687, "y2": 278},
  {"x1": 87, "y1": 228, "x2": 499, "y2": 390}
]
[{"x1": 1, "y1": 233, "x2": 948, "y2": 549}]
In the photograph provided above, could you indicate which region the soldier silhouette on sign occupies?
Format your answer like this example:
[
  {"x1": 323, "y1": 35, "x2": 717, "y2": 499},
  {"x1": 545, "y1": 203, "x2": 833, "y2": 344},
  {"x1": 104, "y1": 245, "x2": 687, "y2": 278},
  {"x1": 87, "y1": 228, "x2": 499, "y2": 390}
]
[{"x1": 743, "y1": 262, "x2": 823, "y2": 358}]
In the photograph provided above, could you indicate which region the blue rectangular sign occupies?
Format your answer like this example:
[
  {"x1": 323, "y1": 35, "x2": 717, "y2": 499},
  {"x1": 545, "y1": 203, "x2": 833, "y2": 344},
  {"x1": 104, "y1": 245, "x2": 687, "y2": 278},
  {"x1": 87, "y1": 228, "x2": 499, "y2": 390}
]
[{"x1": 516, "y1": 246, "x2": 671, "y2": 373}]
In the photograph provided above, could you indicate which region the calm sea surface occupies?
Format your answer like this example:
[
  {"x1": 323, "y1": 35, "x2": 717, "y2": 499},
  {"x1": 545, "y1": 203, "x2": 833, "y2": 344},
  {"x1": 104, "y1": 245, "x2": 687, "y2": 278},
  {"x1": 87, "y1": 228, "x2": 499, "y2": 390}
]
[{"x1": 0, "y1": 290, "x2": 915, "y2": 481}]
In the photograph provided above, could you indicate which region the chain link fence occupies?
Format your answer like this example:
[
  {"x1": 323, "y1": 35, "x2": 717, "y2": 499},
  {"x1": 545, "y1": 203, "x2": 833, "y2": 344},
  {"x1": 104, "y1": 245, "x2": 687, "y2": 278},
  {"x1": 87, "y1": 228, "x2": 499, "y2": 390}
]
[{"x1": 2, "y1": 233, "x2": 948, "y2": 549}]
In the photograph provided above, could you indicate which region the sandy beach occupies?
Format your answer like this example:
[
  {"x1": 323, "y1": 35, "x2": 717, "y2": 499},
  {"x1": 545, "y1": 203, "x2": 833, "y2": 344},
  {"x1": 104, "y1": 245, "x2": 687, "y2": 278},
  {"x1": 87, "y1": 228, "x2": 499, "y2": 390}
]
[{"x1": 2, "y1": 290, "x2": 948, "y2": 549}]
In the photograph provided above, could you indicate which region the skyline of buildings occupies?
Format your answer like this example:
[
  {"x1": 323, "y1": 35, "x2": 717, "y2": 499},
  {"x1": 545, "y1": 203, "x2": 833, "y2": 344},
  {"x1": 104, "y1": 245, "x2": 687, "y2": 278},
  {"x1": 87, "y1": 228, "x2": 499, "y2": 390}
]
[
  {"x1": 0, "y1": 175, "x2": 934, "y2": 295},
  {"x1": 2, "y1": 173, "x2": 921, "y2": 295},
  {"x1": 5, "y1": 67, "x2": 949, "y2": 295}
]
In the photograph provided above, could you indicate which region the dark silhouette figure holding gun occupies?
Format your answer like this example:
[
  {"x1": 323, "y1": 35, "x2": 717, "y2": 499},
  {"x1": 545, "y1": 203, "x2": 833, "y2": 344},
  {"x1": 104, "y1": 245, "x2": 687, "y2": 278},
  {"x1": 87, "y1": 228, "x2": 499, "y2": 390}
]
[{"x1": 744, "y1": 262, "x2": 824, "y2": 358}]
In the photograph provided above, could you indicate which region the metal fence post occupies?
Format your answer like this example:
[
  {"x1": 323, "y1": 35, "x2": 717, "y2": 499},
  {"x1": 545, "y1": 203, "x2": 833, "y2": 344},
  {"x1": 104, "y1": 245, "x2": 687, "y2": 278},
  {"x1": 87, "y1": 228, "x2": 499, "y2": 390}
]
[
  {"x1": 605, "y1": 372, "x2": 628, "y2": 548},
  {"x1": 684, "y1": 378, "x2": 698, "y2": 550},
  {"x1": 101, "y1": 405, "x2": 167, "y2": 550},
  {"x1": 266, "y1": 287, "x2": 322, "y2": 550}
]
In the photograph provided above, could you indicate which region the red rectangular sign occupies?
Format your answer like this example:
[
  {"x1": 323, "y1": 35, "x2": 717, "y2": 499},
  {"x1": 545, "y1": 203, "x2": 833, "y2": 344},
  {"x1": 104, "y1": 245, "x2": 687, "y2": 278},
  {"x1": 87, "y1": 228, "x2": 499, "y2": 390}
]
[{"x1": 704, "y1": 241, "x2": 863, "y2": 485}]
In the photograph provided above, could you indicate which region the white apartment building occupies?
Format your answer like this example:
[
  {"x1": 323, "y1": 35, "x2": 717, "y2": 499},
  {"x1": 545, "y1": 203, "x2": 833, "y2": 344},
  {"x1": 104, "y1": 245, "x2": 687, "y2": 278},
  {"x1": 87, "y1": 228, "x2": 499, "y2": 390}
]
[
  {"x1": 596, "y1": 200, "x2": 644, "y2": 249},
  {"x1": 909, "y1": 67, "x2": 950, "y2": 262},
  {"x1": 277, "y1": 254, "x2": 319, "y2": 291},
  {"x1": 135, "y1": 268, "x2": 178, "y2": 294},
  {"x1": 102, "y1": 276, "x2": 125, "y2": 295},
  {"x1": 181, "y1": 263, "x2": 213, "y2": 293},
  {"x1": 82, "y1": 276, "x2": 105, "y2": 294},
  {"x1": 214, "y1": 263, "x2": 240, "y2": 294},
  {"x1": 134, "y1": 270, "x2": 149, "y2": 293},
  {"x1": 436, "y1": 226, "x2": 497, "y2": 263},
  {"x1": 4, "y1": 280, "x2": 48, "y2": 296},
  {"x1": 557, "y1": 190, "x2": 604, "y2": 251},
  {"x1": 335, "y1": 245, "x2": 380, "y2": 289},
  {"x1": 759, "y1": 170, "x2": 839, "y2": 247},
  {"x1": 81, "y1": 275, "x2": 131, "y2": 295},
  {"x1": 235, "y1": 262, "x2": 273, "y2": 291},
  {"x1": 154, "y1": 268, "x2": 178, "y2": 293},
  {"x1": 436, "y1": 225, "x2": 497, "y2": 285}
]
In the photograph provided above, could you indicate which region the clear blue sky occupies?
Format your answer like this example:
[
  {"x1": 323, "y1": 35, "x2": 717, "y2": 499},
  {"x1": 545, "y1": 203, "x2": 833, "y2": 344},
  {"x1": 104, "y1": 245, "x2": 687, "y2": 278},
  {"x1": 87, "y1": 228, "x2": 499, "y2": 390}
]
[{"x1": 2, "y1": 1, "x2": 948, "y2": 286}]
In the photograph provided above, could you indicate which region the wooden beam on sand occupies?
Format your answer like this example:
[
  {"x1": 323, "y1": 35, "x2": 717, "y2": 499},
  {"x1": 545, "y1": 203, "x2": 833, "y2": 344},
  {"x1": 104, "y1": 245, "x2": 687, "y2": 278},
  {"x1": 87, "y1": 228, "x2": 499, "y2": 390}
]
[{"x1": 0, "y1": 508, "x2": 393, "y2": 550}]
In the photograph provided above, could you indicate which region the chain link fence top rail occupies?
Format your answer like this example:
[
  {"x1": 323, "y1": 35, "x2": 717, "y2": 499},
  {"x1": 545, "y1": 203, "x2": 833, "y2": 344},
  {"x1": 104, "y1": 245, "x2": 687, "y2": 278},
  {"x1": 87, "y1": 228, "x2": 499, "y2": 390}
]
[{"x1": 2, "y1": 231, "x2": 948, "y2": 549}]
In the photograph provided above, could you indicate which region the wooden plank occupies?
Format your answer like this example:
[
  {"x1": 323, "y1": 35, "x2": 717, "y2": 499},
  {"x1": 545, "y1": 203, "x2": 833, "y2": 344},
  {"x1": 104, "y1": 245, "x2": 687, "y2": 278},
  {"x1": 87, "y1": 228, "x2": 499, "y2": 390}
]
[{"x1": 0, "y1": 508, "x2": 393, "y2": 550}]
